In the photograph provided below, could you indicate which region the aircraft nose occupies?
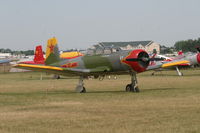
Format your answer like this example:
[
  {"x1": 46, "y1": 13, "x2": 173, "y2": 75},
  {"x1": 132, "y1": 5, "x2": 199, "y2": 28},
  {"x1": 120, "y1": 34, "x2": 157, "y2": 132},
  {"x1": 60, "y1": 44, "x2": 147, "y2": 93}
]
[{"x1": 197, "y1": 53, "x2": 200, "y2": 64}]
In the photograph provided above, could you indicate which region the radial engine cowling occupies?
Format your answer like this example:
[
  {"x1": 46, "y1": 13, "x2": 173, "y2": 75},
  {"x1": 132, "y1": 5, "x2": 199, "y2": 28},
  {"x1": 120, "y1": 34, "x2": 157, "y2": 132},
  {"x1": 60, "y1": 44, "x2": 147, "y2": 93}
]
[
  {"x1": 122, "y1": 49, "x2": 150, "y2": 73},
  {"x1": 197, "y1": 53, "x2": 200, "y2": 64}
]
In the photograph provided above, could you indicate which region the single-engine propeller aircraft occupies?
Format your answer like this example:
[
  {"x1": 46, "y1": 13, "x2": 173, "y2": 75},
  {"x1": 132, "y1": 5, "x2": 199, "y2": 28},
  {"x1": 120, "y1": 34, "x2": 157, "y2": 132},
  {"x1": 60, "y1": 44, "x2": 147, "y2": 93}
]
[
  {"x1": 15, "y1": 37, "x2": 200, "y2": 93},
  {"x1": 147, "y1": 48, "x2": 200, "y2": 76}
]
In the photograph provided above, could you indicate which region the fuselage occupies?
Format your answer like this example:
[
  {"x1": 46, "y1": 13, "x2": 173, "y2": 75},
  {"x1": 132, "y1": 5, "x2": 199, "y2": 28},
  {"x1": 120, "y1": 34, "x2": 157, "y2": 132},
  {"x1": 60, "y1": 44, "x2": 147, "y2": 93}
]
[
  {"x1": 52, "y1": 49, "x2": 150, "y2": 75},
  {"x1": 61, "y1": 51, "x2": 130, "y2": 72}
]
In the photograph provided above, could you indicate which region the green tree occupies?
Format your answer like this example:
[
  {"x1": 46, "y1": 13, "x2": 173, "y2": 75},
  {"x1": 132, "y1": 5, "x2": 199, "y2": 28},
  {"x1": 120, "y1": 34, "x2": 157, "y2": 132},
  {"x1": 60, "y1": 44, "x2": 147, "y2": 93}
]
[{"x1": 174, "y1": 38, "x2": 200, "y2": 52}]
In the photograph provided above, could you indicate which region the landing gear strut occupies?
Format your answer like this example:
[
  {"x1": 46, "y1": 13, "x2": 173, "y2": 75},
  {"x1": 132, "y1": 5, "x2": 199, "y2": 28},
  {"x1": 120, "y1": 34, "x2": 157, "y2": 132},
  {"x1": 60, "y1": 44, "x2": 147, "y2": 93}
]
[
  {"x1": 176, "y1": 66, "x2": 183, "y2": 76},
  {"x1": 125, "y1": 73, "x2": 140, "y2": 92},
  {"x1": 75, "y1": 76, "x2": 86, "y2": 93}
]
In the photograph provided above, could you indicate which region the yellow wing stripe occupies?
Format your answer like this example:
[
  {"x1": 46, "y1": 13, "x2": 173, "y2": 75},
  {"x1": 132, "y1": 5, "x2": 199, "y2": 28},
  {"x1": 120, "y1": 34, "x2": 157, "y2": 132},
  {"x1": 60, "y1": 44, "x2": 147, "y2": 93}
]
[
  {"x1": 16, "y1": 64, "x2": 63, "y2": 71},
  {"x1": 162, "y1": 60, "x2": 190, "y2": 68}
]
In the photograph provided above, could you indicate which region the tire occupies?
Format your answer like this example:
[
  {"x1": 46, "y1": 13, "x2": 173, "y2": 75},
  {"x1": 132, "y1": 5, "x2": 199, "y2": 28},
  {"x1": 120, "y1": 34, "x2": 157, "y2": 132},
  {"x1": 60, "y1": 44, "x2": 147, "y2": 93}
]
[
  {"x1": 53, "y1": 75, "x2": 60, "y2": 79},
  {"x1": 126, "y1": 84, "x2": 140, "y2": 92},
  {"x1": 80, "y1": 87, "x2": 86, "y2": 93},
  {"x1": 134, "y1": 87, "x2": 140, "y2": 92},
  {"x1": 125, "y1": 84, "x2": 131, "y2": 92}
]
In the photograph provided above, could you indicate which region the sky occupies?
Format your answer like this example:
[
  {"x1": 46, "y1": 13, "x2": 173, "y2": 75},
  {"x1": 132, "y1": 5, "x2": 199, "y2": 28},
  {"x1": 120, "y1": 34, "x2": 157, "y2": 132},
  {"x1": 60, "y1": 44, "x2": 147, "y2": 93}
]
[{"x1": 0, "y1": 0, "x2": 200, "y2": 50}]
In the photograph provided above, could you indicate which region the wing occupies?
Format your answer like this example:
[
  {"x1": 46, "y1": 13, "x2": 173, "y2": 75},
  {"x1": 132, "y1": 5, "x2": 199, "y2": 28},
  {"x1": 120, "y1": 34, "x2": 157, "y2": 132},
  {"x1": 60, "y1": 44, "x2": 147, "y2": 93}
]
[
  {"x1": 14, "y1": 64, "x2": 110, "y2": 76},
  {"x1": 0, "y1": 59, "x2": 11, "y2": 64},
  {"x1": 147, "y1": 60, "x2": 190, "y2": 70},
  {"x1": 161, "y1": 60, "x2": 190, "y2": 68}
]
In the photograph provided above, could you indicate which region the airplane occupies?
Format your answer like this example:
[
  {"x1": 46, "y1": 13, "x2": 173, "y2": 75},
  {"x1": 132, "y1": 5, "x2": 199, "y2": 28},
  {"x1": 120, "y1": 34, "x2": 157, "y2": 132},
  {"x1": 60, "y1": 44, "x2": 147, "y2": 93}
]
[
  {"x1": 148, "y1": 50, "x2": 199, "y2": 76},
  {"x1": 15, "y1": 37, "x2": 200, "y2": 93}
]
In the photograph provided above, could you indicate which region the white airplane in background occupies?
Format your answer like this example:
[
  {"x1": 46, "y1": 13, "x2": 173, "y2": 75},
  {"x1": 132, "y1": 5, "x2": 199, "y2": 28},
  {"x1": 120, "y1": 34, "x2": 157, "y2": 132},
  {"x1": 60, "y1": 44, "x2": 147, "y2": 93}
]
[{"x1": 148, "y1": 50, "x2": 198, "y2": 76}]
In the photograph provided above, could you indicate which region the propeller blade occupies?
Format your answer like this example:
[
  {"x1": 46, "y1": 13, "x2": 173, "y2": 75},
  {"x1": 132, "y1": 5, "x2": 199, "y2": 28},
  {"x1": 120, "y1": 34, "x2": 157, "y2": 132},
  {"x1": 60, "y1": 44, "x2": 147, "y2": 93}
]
[
  {"x1": 126, "y1": 57, "x2": 164, "y2": 62},
  {"x1": 125, "y1": 58, "x2": 142, "y2": 61},
  {"x1": 149, "y1": 58, "x2": 164, "y2": 61}
]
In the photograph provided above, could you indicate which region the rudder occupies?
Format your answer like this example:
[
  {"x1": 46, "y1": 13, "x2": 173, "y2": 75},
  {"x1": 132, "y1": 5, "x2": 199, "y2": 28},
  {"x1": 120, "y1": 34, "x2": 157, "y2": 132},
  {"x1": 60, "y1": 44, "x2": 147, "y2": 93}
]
[
  {"x1": 45, "y1": 37, "x2": 60, "y2": 65},
  {"x1": 34, "y1": 45, "x2": 45, "y2": 64}
]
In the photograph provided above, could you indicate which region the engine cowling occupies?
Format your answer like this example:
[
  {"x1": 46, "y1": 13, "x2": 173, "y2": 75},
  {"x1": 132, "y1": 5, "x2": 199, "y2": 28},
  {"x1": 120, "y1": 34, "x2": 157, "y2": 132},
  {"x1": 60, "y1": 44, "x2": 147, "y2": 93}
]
[
  {"x1": 197, "y1": 53, "x2": 200, "y2": 64},
  {"x1": 122, "y1": 49, "x2": 150, "y2": 73}
]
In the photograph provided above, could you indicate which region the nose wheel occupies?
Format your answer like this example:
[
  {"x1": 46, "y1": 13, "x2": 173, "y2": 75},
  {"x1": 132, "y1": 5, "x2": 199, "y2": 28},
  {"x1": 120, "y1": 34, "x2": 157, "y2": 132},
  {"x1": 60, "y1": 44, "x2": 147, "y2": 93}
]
[{"x1": 125, "y1": 73, "x2": 140, "y2": 92}]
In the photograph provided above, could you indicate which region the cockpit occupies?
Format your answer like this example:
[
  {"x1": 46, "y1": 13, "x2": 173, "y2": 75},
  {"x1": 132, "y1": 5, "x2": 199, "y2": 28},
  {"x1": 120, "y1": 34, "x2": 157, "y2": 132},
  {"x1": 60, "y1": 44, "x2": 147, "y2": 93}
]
[{"x1": 86, "y1": 46, "x2": 122, "y2": 55}]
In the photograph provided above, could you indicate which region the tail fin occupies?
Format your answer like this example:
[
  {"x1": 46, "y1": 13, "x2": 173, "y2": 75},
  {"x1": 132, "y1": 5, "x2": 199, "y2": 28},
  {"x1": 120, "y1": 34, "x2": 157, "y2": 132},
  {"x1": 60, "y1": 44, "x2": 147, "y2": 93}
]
[
  {"x1": 34, "y1": 45, "x2": 45, "y2": 64},
  {"x1": 45, "y1": 37, "x2": 61, "y2": 65},
  {"x1": 178, "y1": 51, "x2": 183, "y2": 56}
]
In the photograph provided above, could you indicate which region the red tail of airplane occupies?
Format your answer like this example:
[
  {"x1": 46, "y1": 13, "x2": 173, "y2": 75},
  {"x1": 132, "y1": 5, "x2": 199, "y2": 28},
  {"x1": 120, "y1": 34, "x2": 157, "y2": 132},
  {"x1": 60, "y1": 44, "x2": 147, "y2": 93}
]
[
  {"x1": 178, "y1": 51, "x2": 183, "y2": 56},
  {"x1": 33, "y1": 45, "x2": 45, "y2": 64},
  {"x1": 19, "y1": 45, "x2": 45, "y2": 64}
]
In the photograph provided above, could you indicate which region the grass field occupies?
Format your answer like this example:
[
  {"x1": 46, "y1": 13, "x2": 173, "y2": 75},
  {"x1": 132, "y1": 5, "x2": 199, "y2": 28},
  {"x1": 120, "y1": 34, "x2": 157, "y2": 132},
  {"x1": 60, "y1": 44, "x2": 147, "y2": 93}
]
[{"x1": 0, "y1": 69, "x2": 200, "y2": 133}]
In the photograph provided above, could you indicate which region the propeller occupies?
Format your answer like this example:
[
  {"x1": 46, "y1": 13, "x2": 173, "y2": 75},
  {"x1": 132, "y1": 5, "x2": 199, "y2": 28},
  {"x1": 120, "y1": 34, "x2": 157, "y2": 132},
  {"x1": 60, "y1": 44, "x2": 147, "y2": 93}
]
[{"x1": 126, "y1": 57, "x2": 164, "y2": 62}]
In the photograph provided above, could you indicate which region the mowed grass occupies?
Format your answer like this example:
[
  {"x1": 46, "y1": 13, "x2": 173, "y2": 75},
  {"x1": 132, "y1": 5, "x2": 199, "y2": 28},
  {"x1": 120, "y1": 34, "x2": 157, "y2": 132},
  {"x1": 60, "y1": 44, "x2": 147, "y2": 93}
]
[{"x1": 0, "y1": 69, "x2": 200, "y2": 133}]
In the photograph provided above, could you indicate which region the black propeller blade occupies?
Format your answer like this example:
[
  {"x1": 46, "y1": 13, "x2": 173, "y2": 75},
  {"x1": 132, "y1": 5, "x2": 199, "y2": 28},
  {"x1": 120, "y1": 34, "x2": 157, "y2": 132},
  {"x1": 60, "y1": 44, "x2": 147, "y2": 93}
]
[
  {"x1": 126, "y1": 58, "x2": 142, "y2": 61},
  {"x1": 149, "y1": 58, "x2": 164, "y2": 61},
  {"x1": 126, "y1": 57, "x2": 164, "y2": 62}
]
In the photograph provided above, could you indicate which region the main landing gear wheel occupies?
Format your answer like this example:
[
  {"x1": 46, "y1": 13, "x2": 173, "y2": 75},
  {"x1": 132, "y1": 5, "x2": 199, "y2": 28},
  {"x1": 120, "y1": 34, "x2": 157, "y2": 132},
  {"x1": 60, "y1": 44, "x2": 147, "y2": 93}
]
[
  {"x1": 135, "y1": 87, "x2": 139, "y2": 92},
  {"x1": 126, "y1": 84, "x2": 132, "y2": 92},
  {"x1": 125, "y1": 72, "x2": 140, "y2": 93},
  {"x1": 80, "y1": 87, "x2": 86, "y2": 93},
  {"x1": 76, "y1": 85, "x2": 86, "y2": 93},
  {"x1": 125, "y1": 84, "x2": 140, "y2": 92}
]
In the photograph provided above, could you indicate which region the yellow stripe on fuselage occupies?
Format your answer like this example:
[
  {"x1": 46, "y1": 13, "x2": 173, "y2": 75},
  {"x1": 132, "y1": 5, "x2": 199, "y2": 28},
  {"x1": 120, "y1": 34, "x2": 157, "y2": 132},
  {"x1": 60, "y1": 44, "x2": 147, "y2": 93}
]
[
  {"x1": 16, "y1": 64, "x2": 63, "y2": 71},
  {"x1": 162, "y1": 60, "x2": 190, "y2": 68}
]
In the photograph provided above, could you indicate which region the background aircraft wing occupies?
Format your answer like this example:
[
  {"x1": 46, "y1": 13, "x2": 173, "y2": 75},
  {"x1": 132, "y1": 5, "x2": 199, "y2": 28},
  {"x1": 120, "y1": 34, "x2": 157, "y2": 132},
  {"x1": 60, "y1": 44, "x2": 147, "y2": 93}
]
[
  {"x1": 161, "y1": 60, "x2": 190, "y2": 68},
  {"x1": 147, "y1": 60, "x2": 190, "y2": 70},
  {"x1": 0, "y1": 59, "x2": 11, "y2": 64}
]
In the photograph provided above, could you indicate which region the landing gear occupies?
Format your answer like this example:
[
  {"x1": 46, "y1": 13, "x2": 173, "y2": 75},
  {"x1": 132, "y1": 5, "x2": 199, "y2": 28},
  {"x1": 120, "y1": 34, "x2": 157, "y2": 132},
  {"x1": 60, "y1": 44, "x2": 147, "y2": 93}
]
[
  {"x1": 176, "y1": 66, "x2": 183, "y2": 76},
  {"x1": 151, "y1": 72, "x2": 155, "y2": 76},
  {"x1": 52, "y1": 74, "x2": 60, "y2": 79},
  {"x1": 75, "y1": 76, "x2": 86, "y2": 93},
  {"x1": 126, "y1": 84, "x2": 139, "y2": 92},
  {"x1": 125, "y1": 73, "x2": 140, "y2": 92}
]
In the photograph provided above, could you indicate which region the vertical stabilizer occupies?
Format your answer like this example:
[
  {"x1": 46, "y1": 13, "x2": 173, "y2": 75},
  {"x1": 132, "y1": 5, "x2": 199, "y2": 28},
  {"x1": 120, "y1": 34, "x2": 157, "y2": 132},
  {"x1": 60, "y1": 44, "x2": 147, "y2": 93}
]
[
  {"x1": 45, "y1": 37, "x2": 60, "y2": 65},
  {"x1": 178, "y1": 51, "x2": 183, "y2": 56},
  {"x1": 34, "y1": 45, "x2": 45, "y2": 64}
]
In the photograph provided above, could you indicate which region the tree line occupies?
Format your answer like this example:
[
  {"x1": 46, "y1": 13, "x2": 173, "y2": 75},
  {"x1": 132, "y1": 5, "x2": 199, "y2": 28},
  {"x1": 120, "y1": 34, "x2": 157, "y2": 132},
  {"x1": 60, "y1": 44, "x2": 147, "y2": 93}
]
[
  {"x1": 160, "y1": 38, "x2": 200, "y2": 54},
  {"x1": 0, "y1": 48, "x2": 34, "y2": 56},
  {"x1": 174, "y1": 38, "x2": 200, "y2": 52}
]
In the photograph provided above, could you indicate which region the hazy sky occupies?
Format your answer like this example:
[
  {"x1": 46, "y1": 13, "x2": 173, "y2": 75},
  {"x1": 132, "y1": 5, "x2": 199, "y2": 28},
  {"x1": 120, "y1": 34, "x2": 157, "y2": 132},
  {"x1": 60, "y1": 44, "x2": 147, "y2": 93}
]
[{"x1": 0, "y1": 0, "x2": 200, "y2": 50}]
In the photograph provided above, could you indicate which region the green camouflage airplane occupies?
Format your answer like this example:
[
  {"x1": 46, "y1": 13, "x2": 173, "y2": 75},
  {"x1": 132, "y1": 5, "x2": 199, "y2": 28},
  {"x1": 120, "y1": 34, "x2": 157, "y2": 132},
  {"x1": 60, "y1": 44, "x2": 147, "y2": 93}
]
[{"x1": 15, "y1": 37, "x2": 200, "y2": 93}]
